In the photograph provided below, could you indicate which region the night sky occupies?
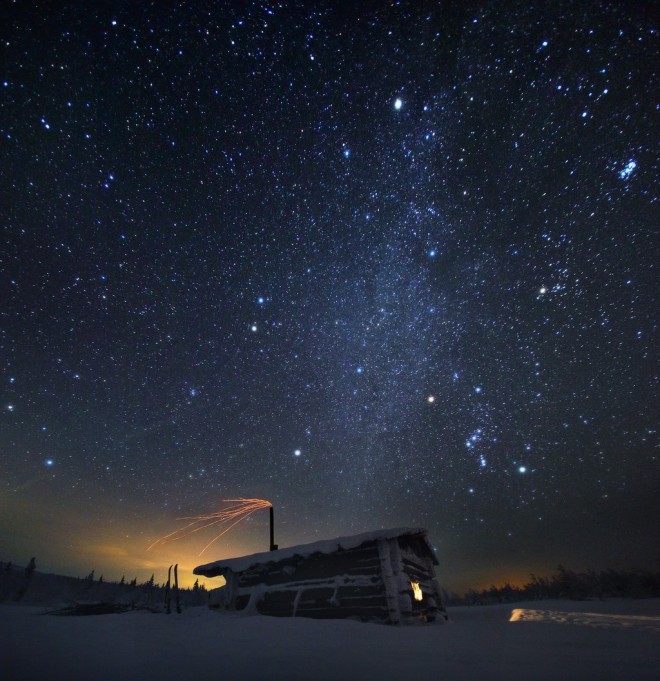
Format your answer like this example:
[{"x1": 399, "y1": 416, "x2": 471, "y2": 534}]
[{"x1": 1, "y1": 1, "x2": 657, "y2": 593}]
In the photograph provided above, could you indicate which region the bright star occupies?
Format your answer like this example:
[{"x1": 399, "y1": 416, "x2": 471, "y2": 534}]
[
  {"x1": 394, "y1": 98, "x2": 403, "y2": 110},
  {"x1": 518, "y1": 466, "x2": 527, "y2": 473},
  {"x1": 45, "y1": 459, "x2": 54, "y2": 467},
  {"x1": 427, "y1": 395, "x2": 435, "y2": 403},
  {"x1": 618, "y1": 160, "x2": 637, "y2": 181},
  {"x1": 250, "y1": 324, "x2": 258, "y2": 332},
  {"x1": 294, "y1": 449, "x2": 301, "y2": 457}
]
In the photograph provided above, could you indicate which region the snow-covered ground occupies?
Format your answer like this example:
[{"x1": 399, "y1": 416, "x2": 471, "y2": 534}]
[{"x1": 2, "y1": 599, "x2": 658, "y2": 681}]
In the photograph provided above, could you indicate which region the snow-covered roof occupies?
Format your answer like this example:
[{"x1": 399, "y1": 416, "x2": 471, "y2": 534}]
[{"x1": 194, "y1": 527, "x2": 436, "y2": 577}]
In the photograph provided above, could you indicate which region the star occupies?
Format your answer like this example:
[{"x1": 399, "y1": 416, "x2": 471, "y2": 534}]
[
  {"x1": 394, "y1": 98, "x2": 403, "y2": 110},
  {"x1": 618, "y1": 160, "x2": 637, "y2": 181}
]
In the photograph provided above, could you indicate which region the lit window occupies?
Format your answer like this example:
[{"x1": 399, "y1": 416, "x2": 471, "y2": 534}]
[{"x1": 410, "y1": 581, "x2": 423, "y2": 601}]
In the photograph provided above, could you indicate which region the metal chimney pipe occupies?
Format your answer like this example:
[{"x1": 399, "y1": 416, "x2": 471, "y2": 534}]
[{"x1": 269, "y1": 505, "x2": 278, "y2": 551}]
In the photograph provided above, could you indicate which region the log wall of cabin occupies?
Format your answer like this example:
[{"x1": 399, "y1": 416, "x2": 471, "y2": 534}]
[
  {"x1": 231, "y1": 542, "x2": 390, "y2": 621},
  {"x1": 207, "y1": 534, "x2": 446, "y2": 624}
]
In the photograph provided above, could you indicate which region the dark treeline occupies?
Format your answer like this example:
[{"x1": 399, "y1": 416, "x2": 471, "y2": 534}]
[
  {"x1": 0, "y1": 559, "x2": 208, "y2": 610},
  {"x1": 4, "y1": 559, "x2": 659, "y2": 610},
  {"x1": 446, "y1": 566, "x2": 660, "y2": 605}
]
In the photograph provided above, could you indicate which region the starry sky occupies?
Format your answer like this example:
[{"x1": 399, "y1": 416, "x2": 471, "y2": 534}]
[{"x1": 1, "y1": 1, "x2": 657, "y2": 593}]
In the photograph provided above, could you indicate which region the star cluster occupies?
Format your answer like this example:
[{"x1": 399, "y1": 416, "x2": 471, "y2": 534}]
[{"x1": 1, "y1": 1, "x2": 657, "y2": 590}]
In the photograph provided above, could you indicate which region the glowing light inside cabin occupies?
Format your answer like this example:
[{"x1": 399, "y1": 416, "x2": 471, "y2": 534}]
[{"x1": 411, "y1": 580, "x2": 423, "y2": 601}]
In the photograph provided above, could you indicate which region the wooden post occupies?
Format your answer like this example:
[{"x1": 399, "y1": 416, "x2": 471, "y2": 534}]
[
  {"x1": 165, "y1": 565, "x2": 172, "y2": 614},
  {"x1": 269, "y1": 506, "x2": 278, "y2": 551},
  {"x1": 174, "y1": 563, "x2": 181, "y2": 614}
]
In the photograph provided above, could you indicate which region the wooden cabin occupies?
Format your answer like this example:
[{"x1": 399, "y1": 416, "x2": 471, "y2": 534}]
[{"x1": 194, "y1": 527, "x2": 447, "y2": 624}]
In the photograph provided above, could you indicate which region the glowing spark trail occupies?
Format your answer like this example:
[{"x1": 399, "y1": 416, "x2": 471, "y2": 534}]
[{"x1": 148, "y1": 498, "x2": 273, "y2": 555}]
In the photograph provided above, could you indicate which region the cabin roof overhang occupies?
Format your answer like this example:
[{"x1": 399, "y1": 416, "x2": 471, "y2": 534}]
[{"x1": 194, "y1": 526, "x2": 437, "y2": 577}]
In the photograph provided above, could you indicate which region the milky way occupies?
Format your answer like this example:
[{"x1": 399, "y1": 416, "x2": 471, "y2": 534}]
[{"x1": 1, "y1": 1, "x2": 657, "y2": 590}]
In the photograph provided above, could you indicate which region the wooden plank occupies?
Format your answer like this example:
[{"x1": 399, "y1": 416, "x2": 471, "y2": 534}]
[
  {"x1": 336, "y1": 585, "x2": 385, "y2": 599},
  {"x1": 237, "y1": 569, "x2": 383, "y2": 589},
  {"x1": 255, "y1": 594, "x2": 387, "y2": 621},
  {"x1": 257, "y1": 590, "x2": 297, "y2": 616},
  {"x1": 236, "y1": 546, "x2": 383, "y2": 588},
  {"x1": 296, "y1": 587, "x2": 335, "y2": 602}
]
